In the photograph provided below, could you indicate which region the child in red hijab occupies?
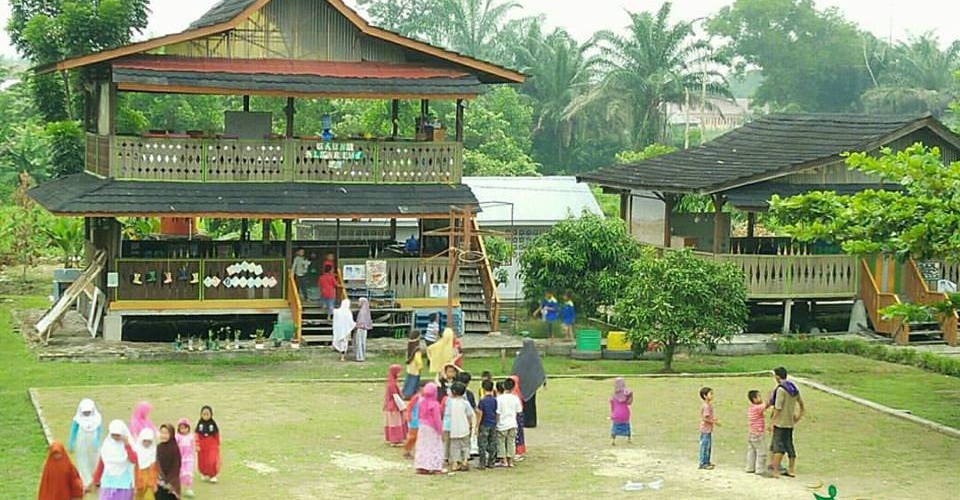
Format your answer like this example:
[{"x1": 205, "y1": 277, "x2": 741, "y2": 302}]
[
  {"x1": 37, "y1": 441, "x2": 84, "y2": 500},
  {"x1": 384, "y1": 364, "x2": 407, "y2": 445}
]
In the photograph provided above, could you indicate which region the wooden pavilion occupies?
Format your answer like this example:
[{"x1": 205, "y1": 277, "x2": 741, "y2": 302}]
[
  {"x1": 29, "y1": 0, "x2": 523, "y2": 343},
  {"x1": 579, "y1": 113, "x2": 960, "y2": 345}
]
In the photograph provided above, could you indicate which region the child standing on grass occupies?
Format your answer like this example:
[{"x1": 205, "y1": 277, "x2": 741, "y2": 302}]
[
  {"x1": 68, "y1": 398, "x2": 102, "y2": 489},
  {"x1": 129, "y1": 402, "x2": 156, "y2": 441},
  {"x1": 698, "y1": 387, "x2": 719, "y2": 470},
  {"x1": 133, "y1": 429, "x2": 158, "y2": 500},
  {"x1": 424, "y1": 313, "x2": 441, "y2": 345},
  {"x1": 175, "y1": 419, "x2": 196, "y2": 497},
  {"x1": 384, "y1": 364, "x2": 407, "y2": 446},
  {"x1": 496, "y1": 377, "x2": 523, "y2": 468},
  {"x1": 610, "y1": 377, "x2": 633, "y2": 445},
  {"x1": 155, "y1": 424, "x2": 181, "y2": 500},
  {"x1": 560, "y1": 293, "x2": 576, "y2": 341},
  {"x1": 403, "y1": 383, "x2": 425, "y2": 459},
  {"x1": 37, "y1": 441, "x2": 84, "y2": 500},
  {"x1": 447, "y1": 381, "x2": 475, "y2": 471},
  {"x1": 414, "y1": 383, "x2": 445, "y2": 474},
  {"x1": 195, "y1": 406, "x2": 220, "y2": 483},
  {"x1": 402, "y1": 331, "x2": 424, "y2": 399},
  {"x1": 476, "y1": 379, "x2": 498, "y2": 469},
  {"x1": 354, "y1": 297, "x2": 373, "y2": 362},
  {"x1": 745, "y1": 390, "x2": 767, "y2": 475},
  {"x1": 93, "y1": 420, "x2": 137, "y2": 500}
]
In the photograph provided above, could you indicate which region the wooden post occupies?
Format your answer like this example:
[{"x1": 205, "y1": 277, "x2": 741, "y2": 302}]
[
  {"x1": 243, "y1": 95, "x2": 250, "y2": 112},
  {"x1": 389, "y1": 218, "x2": 398, "y2": 241},
  {"x1": 285, "y1": 98, "x2": 295, "y2": 138},
  {"x1": 262, "y1": 219, "x2": 272, "y2": 242},
  {"x1": 620, "y1": 193, "x2": 630, "y2": 229},
  {"x1": 447, "y1": 208, "x2": 457, "y2": 326},
  {"x1": 455, "y1": 99, "x2": 464, "y2": 142},
  {"x1": 712, "y1": 194, "x2": 726, "y2": 254},
  {"x1": 662, "y1": 194, "x2": 674, "y2": 248},
  {"x1": 240, "y1": 219, "x2": 249, "y2": 242},
  {"x1": 747, "y1": 211, "x2": 756, "y2": 239},
  {"x1": 284, "y1": 219, "x2": 293, "y2": 264},
  {"x1": 335, "y1": 219, "x2": 341, "y2": 264},
  {"x1": 782, "y1": 299, "x2": 794, "y2": 335},
  {"x1": 391, "y1": 99, "x2": 400, "y2": 138}
]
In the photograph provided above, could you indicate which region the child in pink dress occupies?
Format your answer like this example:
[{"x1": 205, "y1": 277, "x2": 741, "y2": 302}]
[
  {"x1": 176, "y1": 418, "x2": 196, "y2": 497},
  {"x1": 414, "y1": 383, "x2": 445, "y2": 474},
  {"x1": 610, "y1": 377, "x2": 633, "y2": 445}
]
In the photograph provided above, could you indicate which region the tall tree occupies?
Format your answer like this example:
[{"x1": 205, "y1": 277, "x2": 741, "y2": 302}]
[
  {"x1": 7, "y1": 0, "x2": 150, "y2": 121},
  {"x1": 441, "y1": 0, "x2": 520, "y2": 61},
  {"x1": 575, "y1": 2, "x2": 728, "y2": 149},
  {"x1": 862, "y1": 34, "x2": 960, "y2": 116},
  {"x1": 708, "y1": 0, "x2": 872, "y2": 112}
]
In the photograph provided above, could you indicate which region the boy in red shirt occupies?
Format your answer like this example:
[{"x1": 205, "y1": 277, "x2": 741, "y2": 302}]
[
  {"x1": 745, "y1": 390, "x2": 767, "y2": 474},
  {"x1": 317, "y1": 265, "x2": 338, "y2": 318}
]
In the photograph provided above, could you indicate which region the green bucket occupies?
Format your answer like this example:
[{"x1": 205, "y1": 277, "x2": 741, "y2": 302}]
[{"x1": 575, "y1": 329, "x2": 602, "y2": 352}]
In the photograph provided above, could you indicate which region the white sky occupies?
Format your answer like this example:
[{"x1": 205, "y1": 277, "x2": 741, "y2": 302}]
[{"x1": 1, "y1": 0, "x2": 959, "y2": 60}]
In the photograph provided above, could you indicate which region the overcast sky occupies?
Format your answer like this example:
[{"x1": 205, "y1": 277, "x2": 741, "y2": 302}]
[{"x1": 1, "y1": 0, "x2": 959, "y2": 60}]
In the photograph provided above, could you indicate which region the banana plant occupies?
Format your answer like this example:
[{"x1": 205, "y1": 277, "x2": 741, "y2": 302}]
[{"x1": 44, "y1": 217, "x2": 84, "y2": 268}]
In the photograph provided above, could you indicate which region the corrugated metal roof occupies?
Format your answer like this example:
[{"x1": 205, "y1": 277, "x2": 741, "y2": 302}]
[
  {"x1": 113, "y1": 56, "x2": 470, "y2": 79},
  {"x1": 112, "y1": 67, "x2": 483, "y2": 96},
  {"x1": 578, "y1": 113, "x2": 947, "y2": 194},
  {"x1": 190, "y1": 0, "x2": 258, "y2": 29},
  {"x1": 30, "y1": 173, "x2": 478, "y2": 217},
  {"x1": 462, "y1": 176, "x2": 603, "y2": 226}
]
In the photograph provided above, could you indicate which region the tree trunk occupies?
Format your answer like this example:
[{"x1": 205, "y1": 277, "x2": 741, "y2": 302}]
[{"x1": 662, "y1": 342, "x2": 676, "y2": 372}]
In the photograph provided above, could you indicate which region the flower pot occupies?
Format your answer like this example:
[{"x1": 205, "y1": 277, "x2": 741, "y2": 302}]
[
  {"x1": 255, "y1": 343, "x2": 265, "y2": 350},
  {"x1": 291, "y1": 342, "x2": 301, "y2": 350}
]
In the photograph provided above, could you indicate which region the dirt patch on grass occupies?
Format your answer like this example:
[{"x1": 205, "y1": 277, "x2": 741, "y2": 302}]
[{"x1": 330, "y1": 451, "x2": 405, "y2": 472}]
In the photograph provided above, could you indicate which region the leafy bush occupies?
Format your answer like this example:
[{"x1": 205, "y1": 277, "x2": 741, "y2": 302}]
[
  {"x1": 44, "y1": 120, "x2": 84, "y2": 178},
  {"x1": 777, "y1": 337, "x2": 960, "y2": 379}
]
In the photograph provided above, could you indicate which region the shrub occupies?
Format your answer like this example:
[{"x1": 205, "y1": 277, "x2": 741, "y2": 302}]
[{"x1": 777, "y1": 337, "x2": 960, "y2": 379}]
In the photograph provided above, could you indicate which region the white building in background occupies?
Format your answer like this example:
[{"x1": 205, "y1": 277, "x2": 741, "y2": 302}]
[{"x1": 463, "y1": 176, "x2": 604, "y2": 302}]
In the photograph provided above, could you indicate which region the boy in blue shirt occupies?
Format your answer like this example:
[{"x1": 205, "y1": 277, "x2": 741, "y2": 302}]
[
  {"x1": 476, "y1": 379, "x2": 498, "y2": 469},
  {"x1": 538, "y1": 292, "x2": 559, "y2": 341},
  {"x1": 560, "y1": 292, "x2": 576, "y2": 341}
]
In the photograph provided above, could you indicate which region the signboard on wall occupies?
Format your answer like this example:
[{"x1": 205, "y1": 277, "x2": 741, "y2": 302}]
[
  {"x1": 308, "y1": 142, "x2": 365, "y2": 169},
  {"x1": 429, "y1": 283, "x2": 449, "y2": 298},
  {"x1": 366, "y1": 260, "x2": 387, "y2": 289},
  {"x1": 342, "y1": 265, "x2": 365, "y2": 282}
]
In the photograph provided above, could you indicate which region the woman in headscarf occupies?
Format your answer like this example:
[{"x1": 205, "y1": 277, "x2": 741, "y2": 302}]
[
  {"x1": 154, "y1": 424, "x2": 181, "y2": 500},
  {"x1": 128, "y1": 402, "x2": 155, "y2": 441},
  {"x1": 413, "y1": 383, "x2": 445, "y2": 474},
  {"x1": 68, "y1": 398, "x2": 102, "y2": 488},
  {"x1": 511, "y1": 338, "x2": 547, "y2": 428},
  {"x1": 132, "y1": 429, "x2": 158, "y2": 500},
  {"x1": 426, "y1": 328, "x2": 455, "y2": 374},
  {"x1": 383, "y1": 364, "x2": 407, "y2": 445},
  {"x1": 331, "y1": 298, "x2": 355, "y2": 362},
  {"x1": 37, "y1": 441, "x2": 84, "y2": 500},
  {"x1": 401, "y1": 329, "x2": 423, "y2": 399},
  {"x1": 93, "y1": 420, "x2": 137, "y2": 500},
  {"x1": 354, "y1": 297, "x2": 373, "y2": 362}
]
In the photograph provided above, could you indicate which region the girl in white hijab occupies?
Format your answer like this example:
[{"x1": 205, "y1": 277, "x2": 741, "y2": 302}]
[
  {"x1": 133, "y1": 428, "x2": 158, "y2": 500},
  {"x1": 95, "y1": 420, "x2": 137, "y2": 500},
  {"x1": 332, "y1": 298, "x2": 355, "y2": 362},
  {"x1": 68, "y1": 398, "x2": 102, "y2": 487}
]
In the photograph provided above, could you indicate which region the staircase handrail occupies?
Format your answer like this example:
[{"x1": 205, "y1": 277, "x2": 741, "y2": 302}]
[
  {"x1": 472, "y1": 219, "x2": 501, "y2": 332},
  {"x1": 287, "y1": 269, "x2": 303, "y2": 343},
  {"x1": 859, "y1": 258, "x2": 909, "y2": 344},
  {"x1": 905, "y1": 258, "x2": 958, "y2": 346}
]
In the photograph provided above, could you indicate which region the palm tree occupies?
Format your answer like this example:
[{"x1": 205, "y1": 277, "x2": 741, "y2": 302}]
[
  {"x1": 862, "y1": 34, "x2": 960, "y2": 116},
  {"x1": 513, "y1": 26, "x2": 593, "y2": 167},
  {"x1": 573, "y1": 2, "x2": 728, "y2": 148},
  {"x1": 441, "y1": 0, "x2": 520, "y2": 60}
]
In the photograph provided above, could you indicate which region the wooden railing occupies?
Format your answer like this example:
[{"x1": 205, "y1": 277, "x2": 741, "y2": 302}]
[
  {"x1": 338, "y1": 257, "x2": 454, "y2": 298},
  {"x1": 86, "y1": 133, "x2": 463, "y2": 184},
  {"x1": 728, "y1": 237, "x2": 841, "y2": 256},
  {"x1": 904, "y1": 259, "x2": 958, "y2": 346},
  {"x1": 699, "y1": 253, "x2": 859, "y2": 299},
  {"x1": 286, "y1": 269, "x2": 302, "y2": 343},
  {"x1": 860, "y1": 259, "x2": 908, "y2": 344},
  {"x1": 472, "y1": 219, "x2": 501, "y2": 331}
]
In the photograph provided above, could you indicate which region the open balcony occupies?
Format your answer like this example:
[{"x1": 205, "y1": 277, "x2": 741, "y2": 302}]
[{"x1": 85, "y1": 133, "x2": 463, "y2": 184}]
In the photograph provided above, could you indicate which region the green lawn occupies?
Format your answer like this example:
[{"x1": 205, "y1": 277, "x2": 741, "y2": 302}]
[{"x1": 3, "y1": 295, "x2": 960, "y2": 498}]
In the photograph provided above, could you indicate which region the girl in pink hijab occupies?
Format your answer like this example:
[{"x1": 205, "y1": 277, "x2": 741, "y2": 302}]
[
  {"x1": 610, "y1": 377, "x2": 634, "y2": 445},
  {"x1": 413, "y1": 383, "x2": 445, "y2": 474},
  {"x1": 128, "y1": 402, "x2": 156, "y2": 441},
  {"x1": 383, "y1": 364, "x2": 407, "y2": 445}
]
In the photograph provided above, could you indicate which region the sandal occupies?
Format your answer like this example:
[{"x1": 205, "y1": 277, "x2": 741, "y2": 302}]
[{"x1": 783, "y1": 472, "x2": 795, "y2": 478}]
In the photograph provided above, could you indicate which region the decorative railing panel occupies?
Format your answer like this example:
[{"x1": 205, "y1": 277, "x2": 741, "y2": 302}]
[
  {"x1": 114, "y1": 258, "x2": 286, "y2": 302},
  {"x1": 339, "y1": 257, "x2": 454, "y2": 298},
  {"x1": 706, "y1": 254, "x2": 859, "y2": 299},
  {"x1": 91, "y1": 134, "x2": 462, "y2": 184}
]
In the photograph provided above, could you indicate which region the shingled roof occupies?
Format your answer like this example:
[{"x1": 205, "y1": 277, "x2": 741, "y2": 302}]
[
  {"x1": 30, "y1": 174, "x2": 478, "y2": 218},
  {"x1": 578, "y1": 113, "x2": 960, "y2": 194},
  {"x1": 190, "y1": 0, "x2": 254, "y2": 29}
]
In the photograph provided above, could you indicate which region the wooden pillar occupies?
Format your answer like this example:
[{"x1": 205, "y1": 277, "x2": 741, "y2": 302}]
[
  {"x1": 285, "y1": 98, "x2": 295, "y2": 138},
  {"x1": 746, "y1": 211, "x2": 756, "y2": 239},
  {"x1": 620, "y1": 193, "x2": 630, "y2": 228},
  {"x1": 662, "y1": 194, "x2": 674, "y2": 248},
  {"x1": 97, "y1": 82, "x2": 117, "y2": 136},
  {"x1": 455, "y1": 99, "x2": 464, "y2": 142},
  {"x1": 335, "y1": 219, "x2": 341, "y2": 264},
  {"x1": 243, "y1": 95, "x2": 250, "y2": 112},
  {"x1": 391, "y1": 99, "x2": 400, "y2": 138},
  {"x1": 389, "y1": 218, "x2": 398, "y2": 241},
  {"x1": 284, "y1": 219, "x2": 293, "y2": 264},
  {"x1": 240, "y1": 219, "x2": 249, "y2": 242},
  {"x1": 262, "y1": 219, "x2": 272, "y2": 242},
  {"x1": 712, "y1": 194, "x2": 726, "y2": 254},
  {"x1": 782, "y1": 299, "x2": 794, "y2": 335}
]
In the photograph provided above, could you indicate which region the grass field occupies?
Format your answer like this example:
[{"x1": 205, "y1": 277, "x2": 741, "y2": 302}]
[{"x1": 2, "y1": 294, "x2": 960, "y2": 498}]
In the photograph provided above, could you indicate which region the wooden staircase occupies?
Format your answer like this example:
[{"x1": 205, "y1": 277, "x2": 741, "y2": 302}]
[
  {"x1": 859, "y1": 257, "x2": 958, "y2": 346},
  {"x1": 459, "y1": 264, "x2": 492, "y2": 334},
  {"x1": 300, "y1": 305, "x2": 333, "y2": 345}
]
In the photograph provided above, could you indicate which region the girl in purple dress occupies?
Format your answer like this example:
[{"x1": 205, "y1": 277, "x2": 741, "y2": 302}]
[{"x1": 610, "y1": 377, "x2": 634, "y2": 445}]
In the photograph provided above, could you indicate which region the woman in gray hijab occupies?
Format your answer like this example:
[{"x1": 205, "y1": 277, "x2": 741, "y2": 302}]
[{"x1": 511, "y1": 337, "x2": 546, "y2": 428}]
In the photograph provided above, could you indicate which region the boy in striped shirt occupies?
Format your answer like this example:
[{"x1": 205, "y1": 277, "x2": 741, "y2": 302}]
[{"x1": 745, "y1": 390, "x2": 768, "y2": 474}]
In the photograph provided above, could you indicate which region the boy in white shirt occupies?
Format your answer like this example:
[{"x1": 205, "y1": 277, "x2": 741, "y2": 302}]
[
  {"x1": 496, "y1": 377, "x2": 523, "y2": 468},
  {"x1": 447, "y1": 381, "x2": 475, "y2": 471}
]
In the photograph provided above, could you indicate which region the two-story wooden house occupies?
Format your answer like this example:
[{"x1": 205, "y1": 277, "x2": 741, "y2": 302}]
[{"x1": 29, "y1": 0, "x2": 523, "y2": 343}]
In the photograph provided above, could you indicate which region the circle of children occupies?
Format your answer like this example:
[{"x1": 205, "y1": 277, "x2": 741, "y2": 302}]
[{"x1": 37, "y1": 402, "x2": 219, "y2": 500}]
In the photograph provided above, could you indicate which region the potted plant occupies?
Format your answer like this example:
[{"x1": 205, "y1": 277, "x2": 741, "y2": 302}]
[
  {"x1": 254, "y1": 329, "x2": 266, "y2": 350},
  {"x1": 187, "y1": 335, "x2": 195, "y2": 351},
  {"x1": 220, "y1": 328, "x2": 230, "y2": 350},
  {"x1": 233, "y1": 329, "x2": 241, "y2": 350},
  {"x1": 174, "y1": 334, "x2": 183, "y2": 352}
]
